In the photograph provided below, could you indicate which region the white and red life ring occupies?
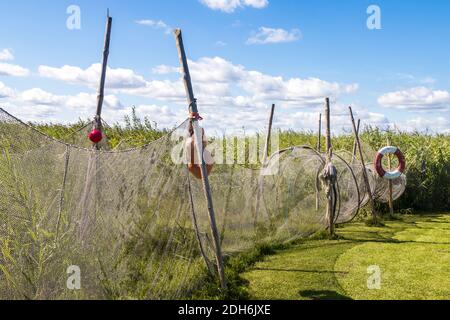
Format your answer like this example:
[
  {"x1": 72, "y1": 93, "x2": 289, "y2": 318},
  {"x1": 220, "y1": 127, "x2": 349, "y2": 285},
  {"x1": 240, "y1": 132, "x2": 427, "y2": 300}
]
[{"x1": 375, "y1": 146, "x2": 406, "y2": 180}]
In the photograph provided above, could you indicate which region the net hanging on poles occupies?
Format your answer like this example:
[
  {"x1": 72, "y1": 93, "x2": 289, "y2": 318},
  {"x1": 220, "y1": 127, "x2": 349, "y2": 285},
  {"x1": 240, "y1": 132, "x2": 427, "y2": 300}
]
[{"x1": 0, "y1": 108, "x2": 406, "y2": 299}]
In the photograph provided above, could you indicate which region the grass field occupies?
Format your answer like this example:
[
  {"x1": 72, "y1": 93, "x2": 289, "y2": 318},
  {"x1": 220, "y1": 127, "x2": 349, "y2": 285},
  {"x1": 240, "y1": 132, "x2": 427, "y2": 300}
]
[{"x1": 241, "y1": 214, "x2": 450, "y2": 300}]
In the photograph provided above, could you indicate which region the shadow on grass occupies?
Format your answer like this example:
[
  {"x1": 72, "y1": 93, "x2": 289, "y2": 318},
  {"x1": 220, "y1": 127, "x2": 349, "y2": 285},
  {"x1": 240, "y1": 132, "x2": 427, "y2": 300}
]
[
  {"x1": 253, "y1": 267, "x2": 348, "y2": 275},
  {"x1": 299, "y1": 290, "x2": 353, "y2": 300}
]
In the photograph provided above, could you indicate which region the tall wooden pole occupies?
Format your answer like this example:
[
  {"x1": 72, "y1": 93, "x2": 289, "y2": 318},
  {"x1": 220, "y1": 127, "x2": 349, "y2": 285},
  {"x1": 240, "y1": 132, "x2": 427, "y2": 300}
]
[
  {"x1": 94, "y1": 13, "x2": 112, "y2": 149},
  {"x1": 387, "y1": 137, "x2": 394, "y2": 216},
  {"x1": 349, "y1": 107, "x2": 376, "y2": 218},
  {"x1": 324, "y1": 98, "x2": 334, "y2": 236},
  {"x1": 174, "y1": 29, "x2": 226, "y2": 290}
]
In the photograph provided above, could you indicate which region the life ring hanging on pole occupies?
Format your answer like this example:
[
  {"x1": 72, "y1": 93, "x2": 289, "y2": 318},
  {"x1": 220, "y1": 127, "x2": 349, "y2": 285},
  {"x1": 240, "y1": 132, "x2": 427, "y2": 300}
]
[
  {"x1": 375, "y1": 146, "x2": 405, "y2": 180},
  {"x1": 186, "y1": 120, "x2": 214, "y2": 179}
]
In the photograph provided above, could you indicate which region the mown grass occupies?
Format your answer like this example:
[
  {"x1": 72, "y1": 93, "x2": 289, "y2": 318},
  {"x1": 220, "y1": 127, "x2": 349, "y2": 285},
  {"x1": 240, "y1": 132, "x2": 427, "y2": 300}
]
[{"x1": 240, "y1": 213, "x2": 450, "y2": 300}]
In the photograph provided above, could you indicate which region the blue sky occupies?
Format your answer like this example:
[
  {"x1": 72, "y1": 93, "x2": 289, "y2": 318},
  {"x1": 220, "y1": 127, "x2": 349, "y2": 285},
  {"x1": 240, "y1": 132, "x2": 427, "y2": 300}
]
[{"x1": 0, "y1": 0, "x2": 449, "y2": 134}]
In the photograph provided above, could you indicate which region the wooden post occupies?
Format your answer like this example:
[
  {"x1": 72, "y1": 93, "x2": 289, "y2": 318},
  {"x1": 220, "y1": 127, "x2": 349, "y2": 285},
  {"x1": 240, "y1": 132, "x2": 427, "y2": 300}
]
[
  {"x1": 174, "y1": 29, "x2": 227, "y2": 290},
  {"x1": 255, "y1": 104, "x2": 275, "y2": 224},
  {"x1": 349, "y1": 107, "x2": 376, "y2": 218},
  {"x1": 324, "y1": 98, "x2": 334, "y2": 236},
  {"x1": 387, "y1": 137, "x2": 394, "y2": 216},
  {"x1": 317, "y1": 113, "x2": 322, "y2": 152},
  {"x1": 263, "y1": 104, "x2": 276, "y2": 164},
  {"x1": 352, "y1": 119, "x2": 361, "y2": 160},
  {"x1": 316, "y1": 113, "x2": 322, "y2": 211},
  {"x1": 94, "y1": 13, "x2": 112, "y2": 149}
]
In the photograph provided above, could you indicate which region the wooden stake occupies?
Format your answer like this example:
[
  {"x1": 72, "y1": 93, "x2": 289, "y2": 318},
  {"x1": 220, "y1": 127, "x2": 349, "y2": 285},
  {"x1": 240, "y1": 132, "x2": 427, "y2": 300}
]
[
  {"x1": 316, "y1": 113, "x2": 322, "y2": 211},
  {"x1": 349, "y1": 107, "x2": 376, "y2": 218},
  {"x1": 317, "y1": 113, "x2": 322, "y2": 152},
  {"x1": 94, "y1": 13, "x2": 112, "y2": 149},
  {"x1": 255, "y1": 104, "x2": 276, "y2": 223},
  {"x1": 263, "y1": 104, "x2": 275, "y2": 164},
  {"x1": 324, "y1": 98, "x2": 334, "y2": 236},
  {"x1": 352, "y1": 119, "x2": 361, "y2": 160},
  {"x1": 174, "y1": 29, "x2": 227, "y2": 290},
  {"x1": 387, "y1": 137, "x2": 394, "y2": 216}
]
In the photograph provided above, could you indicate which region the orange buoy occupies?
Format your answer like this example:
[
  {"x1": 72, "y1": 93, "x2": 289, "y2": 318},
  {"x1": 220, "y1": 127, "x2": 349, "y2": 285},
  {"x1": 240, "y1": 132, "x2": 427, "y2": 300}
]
[{"x1": 186, "y1": 127, "x2": 214, "y2": 179}]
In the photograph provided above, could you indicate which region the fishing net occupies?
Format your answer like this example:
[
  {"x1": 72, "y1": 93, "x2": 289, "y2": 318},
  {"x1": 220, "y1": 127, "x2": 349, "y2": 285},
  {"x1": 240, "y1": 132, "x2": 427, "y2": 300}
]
[{"x1": 0, "y1": 108, "x2": 406, "y2": 300}]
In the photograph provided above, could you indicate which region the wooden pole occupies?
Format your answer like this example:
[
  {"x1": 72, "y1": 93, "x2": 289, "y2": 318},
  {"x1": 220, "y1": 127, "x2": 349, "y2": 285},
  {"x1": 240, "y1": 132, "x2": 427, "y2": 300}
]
[
  {"x1": 316, "y1": 113, "x2": 322, "y2": 211},
  {"x1": 352, "y1": 119, "x2": 361, "y2": 160},
  {"x1": 94, "y1": 13, "x2": 112, "y2": 149},
  {"x1": 263, "y1": 104, "x2": 276, "y2": 164},
  {"x1": 255, "y1": 104, "x2": 275, "y2": 223},
  {"x1": 324, "y1": 98, "x2": 334, "y2": 236},
  {"x1": 317, "y1": 113, "x2": 322, "y2": 152},
  {"x1": 174, "y1": 29, "x2": 227, "y2": 290},
  {"x1": 349, "y1": 107, "x2": 376, "y2": 218},
  {"x1": 387, "y1": 137, "x2": 394, "y2": 216}
]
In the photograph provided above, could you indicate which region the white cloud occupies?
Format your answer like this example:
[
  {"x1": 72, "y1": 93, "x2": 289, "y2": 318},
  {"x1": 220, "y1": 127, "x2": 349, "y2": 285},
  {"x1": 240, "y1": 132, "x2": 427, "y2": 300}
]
[
  {"x1": 38, "y1": 63, "x2": 147, "y2": 89},
  {"x1": 152, "y1": 65, "x2": 180, "y2": 75},
  {"x1": 0, "y1": 49, "x2": 14, "y2": 61},
  {"x1": 396, "y1": 116, "x2": 450, "y2": 134},
  {"x1": 21, "y1": 88, "x2": 64, "y2": 106},
  {"x1": 378, "y1": 87, "x2": 450, "y2": 111},
  {"x1": 37, "y1": 57, "x2": 358, "y2": 110},
  {"x1": 135, "y1": 19, "x2": 172, "y2": 34},
  {"x1": 0, "y1": 62, "x2": 30, "y2": 77},
  {"x1": 200, "y1": 0, "x2": 268, "y2": 13},
  {"x1": 0, "y1": 81, "x2": 15, "y2": 98},
  {"x1": 247, "y1": 27, "x2": 301, "y2": 45}
]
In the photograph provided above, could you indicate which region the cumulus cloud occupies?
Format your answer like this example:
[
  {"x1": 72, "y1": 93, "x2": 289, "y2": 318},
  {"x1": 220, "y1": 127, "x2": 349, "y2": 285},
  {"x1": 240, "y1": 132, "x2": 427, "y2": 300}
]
[
  {"x1": 200, "y1": 0, "x2": 268, "y2": 13},
  {"x1": 135, "y1": 19, "x2": 172, "y2": 34},
  {"x1": 0, "y1": 81, "x2": 15, "y2": 98},
  {"x1": 378, "y1": 87, "x2": 450, "y2": 111},
  {"x1": 396, "y1": 116, "x2": 450, "y2": 134},
  {"x1": 247, "y1": 27, "x2": 301, "y2": 45},
  {"x1": 38, "y1": 64, "x2": 147, "y2": 89},
  {"x1": 0, "y1": 49, "x2": 14, "y2": 61},
  {"x1": 37, "y1": 57, "x2": 358, "y2": 111},
  {"x1": 0, "y1": 62, "x2": 30, "y2": 77}
]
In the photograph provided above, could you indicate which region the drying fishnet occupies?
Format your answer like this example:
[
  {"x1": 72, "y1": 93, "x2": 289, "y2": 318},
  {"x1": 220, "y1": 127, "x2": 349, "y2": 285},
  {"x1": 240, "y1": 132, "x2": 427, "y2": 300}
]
[{"x1": 0, "y1": 108, "x2": 406, "y2": 299}]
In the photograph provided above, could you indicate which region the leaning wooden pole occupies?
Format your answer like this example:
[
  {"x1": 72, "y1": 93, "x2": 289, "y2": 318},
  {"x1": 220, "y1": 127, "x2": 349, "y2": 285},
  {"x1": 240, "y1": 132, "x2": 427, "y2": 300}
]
[
  {"x1": 255, "y1": 104, "x2": 276, "y2": 223},
  {"x1": 262, "y1": 104, "x2": 276, "y2": 165},
  {"x1": 349, "y1": 107, "x2": 377, "y2": 218},
  {"x1": 324, "y1": 98, "x2": 334, "y2": 236},
  {"x1": 352, "y1": 119, "x2": 361, "y2": 160},
  {"x1": 94, "y1": 13, "x2": 112, "y2": 149},
  {"x1": 174, "y1": 29, "x2": 227, "y2": 290}
]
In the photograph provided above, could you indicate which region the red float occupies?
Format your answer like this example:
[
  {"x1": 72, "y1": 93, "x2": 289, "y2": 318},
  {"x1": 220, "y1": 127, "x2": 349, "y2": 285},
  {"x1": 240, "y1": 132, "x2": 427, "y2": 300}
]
[{"x1": 88, "y1": 129, "x2": 103, "y2": 143}]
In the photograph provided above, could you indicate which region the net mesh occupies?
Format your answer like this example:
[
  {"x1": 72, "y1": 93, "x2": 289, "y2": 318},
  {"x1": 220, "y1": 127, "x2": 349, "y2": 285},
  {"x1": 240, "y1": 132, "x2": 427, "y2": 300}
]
[{"x1": 0, "y1": 108, "x2": 406, "y2": 299}]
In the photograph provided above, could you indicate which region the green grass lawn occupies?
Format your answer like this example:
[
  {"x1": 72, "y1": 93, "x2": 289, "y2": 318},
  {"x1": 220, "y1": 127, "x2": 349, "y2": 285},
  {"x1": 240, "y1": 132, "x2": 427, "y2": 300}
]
[{"x1": 241, "y1": 214, "x2": 450, "y2": 300}]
